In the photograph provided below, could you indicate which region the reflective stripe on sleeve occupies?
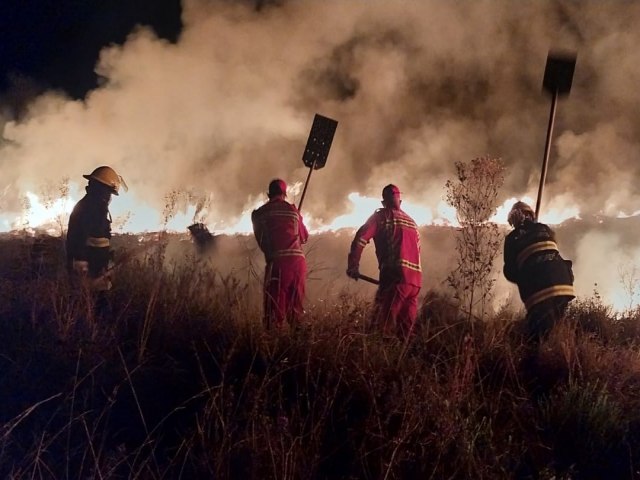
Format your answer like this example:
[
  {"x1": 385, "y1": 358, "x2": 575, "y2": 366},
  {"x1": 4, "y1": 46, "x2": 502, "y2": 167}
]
[
  {"x1": 399, "y1": 259, "x2": 421, "y2": 272},
  {"x1": 516, "y1": 241, "x2": 558, "y2": 269}
]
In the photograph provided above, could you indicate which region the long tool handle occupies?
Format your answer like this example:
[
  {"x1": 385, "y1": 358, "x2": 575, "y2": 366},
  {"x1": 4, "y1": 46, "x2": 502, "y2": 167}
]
[
  {"x1": 358, "y1": 273, "x2": 380, "y2": 285},
  {"x1": 535, "y1": 90, "x2": 558, "y2": 221},
  {"x1": 297, "y1": 158, "x2": 317, "y2": 212}
]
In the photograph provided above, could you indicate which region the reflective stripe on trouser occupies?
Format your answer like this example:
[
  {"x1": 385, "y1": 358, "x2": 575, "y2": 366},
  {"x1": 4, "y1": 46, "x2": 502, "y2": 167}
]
[
  {"x1": 264, "y1": 257, "x2": 306, "y2": 328},
  {"x1": 524, "y1": 284, "x2": 575, "y2": 310},
  {"x1": 372, "y1": 283, "x2": 420, "y2": 338}
]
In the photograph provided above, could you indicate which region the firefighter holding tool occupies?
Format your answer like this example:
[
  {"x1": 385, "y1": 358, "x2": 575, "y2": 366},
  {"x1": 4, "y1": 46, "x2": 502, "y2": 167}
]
[
  {"x1": 252, "y1": 179, "x2": 309, "y2": 329},
  {"x1": 347, "y1": 184, "x2": 422, "y2": 339},
  {"x1": 503, "y1": 201, "x2": 575, "y2": 341}
]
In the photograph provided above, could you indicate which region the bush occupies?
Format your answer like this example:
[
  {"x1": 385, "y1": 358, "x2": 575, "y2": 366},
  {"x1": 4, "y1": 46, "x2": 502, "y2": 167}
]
[{"x1": 1, "y1": 235, "x2": 640, "y2": 479}]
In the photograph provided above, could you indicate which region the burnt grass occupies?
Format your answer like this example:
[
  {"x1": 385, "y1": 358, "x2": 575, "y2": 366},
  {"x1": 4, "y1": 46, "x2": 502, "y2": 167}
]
[{"x1": 2, "y1": 234, "x2": 640, "y2": 479}]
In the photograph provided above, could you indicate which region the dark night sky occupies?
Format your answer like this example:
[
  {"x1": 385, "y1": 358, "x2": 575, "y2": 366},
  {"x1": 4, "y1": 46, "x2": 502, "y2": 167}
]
[{"x1": 0, "y1": 0, "x2": 182, "y2": 103}]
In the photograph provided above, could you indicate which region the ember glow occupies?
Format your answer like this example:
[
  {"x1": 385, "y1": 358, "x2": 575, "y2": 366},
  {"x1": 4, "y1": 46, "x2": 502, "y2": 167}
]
[
  {"x1": 492, "y1": 196, "x2": 581, "y2": 226},
  {"x1": 3, "y1": 1, "x2": 640, "y2": 311},
  {"x1": 9, "y1": 192, "x2": 73, "y2": 234},
  {"x1": 4, "y1": 187, "x2": 640, "y2": 313},
  {"x1": 311, "y1": 193, "x2": 436, "y2": 232},
  {"x1": 8, "y1": 189, "x2": 582, "y2": 235}
]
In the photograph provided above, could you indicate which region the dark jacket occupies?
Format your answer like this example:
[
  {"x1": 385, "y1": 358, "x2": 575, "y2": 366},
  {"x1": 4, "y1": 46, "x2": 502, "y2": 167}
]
[
  {"x1": 66, "y1": 191, "x2": 112, "y2": 278},
  {"x1": 503, "y1": 219, "x2": 575, "y2": 310}
]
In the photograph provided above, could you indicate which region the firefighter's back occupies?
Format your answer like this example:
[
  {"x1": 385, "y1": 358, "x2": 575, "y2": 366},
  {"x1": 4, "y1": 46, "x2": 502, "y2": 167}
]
[
  {"x1": 375, "y1": 208, "x2": 421, "y2": 287},
  {"x1": 505, "y1": 220, "x2": 574, "y2": 310},
  {"x1": 252, "y1": 199, "x2": 305, "y2": 263}
]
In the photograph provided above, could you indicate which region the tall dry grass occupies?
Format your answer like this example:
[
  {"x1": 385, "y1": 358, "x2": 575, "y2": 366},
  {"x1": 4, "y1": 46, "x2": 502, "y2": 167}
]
[{"x1": 1, "y1": 235, "x2": 640, "y2": 479}]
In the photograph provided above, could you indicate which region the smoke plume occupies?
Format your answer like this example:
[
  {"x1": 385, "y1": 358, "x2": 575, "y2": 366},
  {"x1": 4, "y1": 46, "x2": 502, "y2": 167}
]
[{"x1": 2, "y1": 0, "x2": 640, "y2": 307}]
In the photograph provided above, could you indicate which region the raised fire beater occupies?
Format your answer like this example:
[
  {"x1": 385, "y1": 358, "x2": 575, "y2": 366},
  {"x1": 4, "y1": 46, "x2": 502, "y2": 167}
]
[
  {"x1": 503, "y1": 201, "x2": 575, "y2": 340},
  {"x1": 252, "y1": 179, "x2": 309, "y2": 328},
  {"x1": 66, "y1": 165, "x2": 127, "y2": 317},
  {"x1": 347, "y1": 184, "x2": 422, "y2": 339}
]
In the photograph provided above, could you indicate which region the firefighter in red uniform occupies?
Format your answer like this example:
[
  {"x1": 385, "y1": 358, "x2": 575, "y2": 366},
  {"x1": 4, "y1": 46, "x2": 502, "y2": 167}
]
[
  {"x1": 504, "y1": 201, "x2": 575, "y2": 341},
  {"x1": 252, "y1": 179, "x2": 309, "y2": 328},
  {"x1": 66, "y1": 166, "x2": 126, "y2": 316},
  {"x1": 347, "y1": 184, "x2": 422, "y2": 338}
]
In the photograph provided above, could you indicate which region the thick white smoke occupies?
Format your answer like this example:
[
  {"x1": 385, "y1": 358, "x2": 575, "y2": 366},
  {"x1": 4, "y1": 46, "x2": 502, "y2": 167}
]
[{"x1": 1, "y1": 0, "x2": 640, "y2": 308}]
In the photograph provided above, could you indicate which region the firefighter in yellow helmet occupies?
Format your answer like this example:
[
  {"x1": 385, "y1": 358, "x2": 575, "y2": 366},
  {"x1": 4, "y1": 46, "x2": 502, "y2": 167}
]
[
  {"x1": 503, "y1": 201, "x2": 575, "y2": 340},
  {"x1": 66, "y1": 166, "x2": 127, "y2": 317}
]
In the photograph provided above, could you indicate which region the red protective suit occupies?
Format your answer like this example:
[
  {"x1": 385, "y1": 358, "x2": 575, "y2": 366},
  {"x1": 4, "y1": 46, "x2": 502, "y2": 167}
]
[
  {"x1": 252, "y1": 197, "x2": 309, "y2": 328},
  {"x1": 348, "y1": 207, "x2": 422, "y2": 338}
]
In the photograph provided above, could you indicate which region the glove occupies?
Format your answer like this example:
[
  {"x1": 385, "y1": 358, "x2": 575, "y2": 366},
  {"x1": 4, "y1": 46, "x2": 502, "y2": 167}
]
[
  {"x1": 91, "y1": 276, "x2": 112, "y2": 291},
  {"x1": 346, "y1": 266, "x2": 360, "y2": 280},
  {"x1": 72, "y1": 260, "x2": 89, "y2": 275}
]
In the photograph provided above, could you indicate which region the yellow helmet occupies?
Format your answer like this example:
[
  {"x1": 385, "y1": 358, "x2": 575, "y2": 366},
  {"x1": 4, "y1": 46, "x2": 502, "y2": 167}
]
[{"x1": 83, "y1": 166, "x2": 128, "y2": 195}]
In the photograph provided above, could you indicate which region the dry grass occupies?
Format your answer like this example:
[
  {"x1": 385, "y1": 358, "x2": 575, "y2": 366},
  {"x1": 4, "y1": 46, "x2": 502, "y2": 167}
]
[{"x1": 1, "y1": 234, "x2": 640, "y2": 479}]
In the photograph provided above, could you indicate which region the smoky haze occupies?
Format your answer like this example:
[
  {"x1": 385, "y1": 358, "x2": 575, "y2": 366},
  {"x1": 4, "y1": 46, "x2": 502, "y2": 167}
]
[
  {"x1": 2, "y1": 0, "x2": 640, "y2": 219},
  {"x1": 2, "y1": 0, "x2": 640, "y2": 307}
]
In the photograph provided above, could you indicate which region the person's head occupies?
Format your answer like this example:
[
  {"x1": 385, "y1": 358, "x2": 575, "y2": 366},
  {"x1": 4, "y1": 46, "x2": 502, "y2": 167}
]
[
  {"x1": 381, "y1": 184, "x2": 401, "y2": 209},
  {"x1": 83, "y1": 166, "x2": 127, "y2": 198},
  {"x1": 507, "y1": 201, "x2": 535, "y2": 227},
  {"x1": 267, "y1": 179, "x2": 287, "y2": 199}
]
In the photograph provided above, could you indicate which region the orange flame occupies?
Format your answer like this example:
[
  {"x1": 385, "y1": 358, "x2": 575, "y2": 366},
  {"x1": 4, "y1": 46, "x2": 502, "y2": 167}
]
[{"x1": 5, "y1": 189, "x2": 587, "y2": 235}]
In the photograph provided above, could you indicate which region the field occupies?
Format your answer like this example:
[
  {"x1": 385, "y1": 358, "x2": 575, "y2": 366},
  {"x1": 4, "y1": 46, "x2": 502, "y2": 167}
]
[{"x1": 2, "y1": 232, "x2": 640, "y2": 479}]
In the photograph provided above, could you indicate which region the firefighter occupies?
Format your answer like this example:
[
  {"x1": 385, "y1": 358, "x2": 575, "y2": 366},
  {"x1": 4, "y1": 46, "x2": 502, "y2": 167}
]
[
  {"x1": 503, "y1": 201, "x2": 575, "y2": 340},
  {"x1": 347, "y1": 184, "x2": 422, "y2": 339},
  {"x1": 251, "y1": 179, "x2": 309, "y2": 329},
  {"x1": 66, "y1": 166, "x2": 127, "y2": 317}
]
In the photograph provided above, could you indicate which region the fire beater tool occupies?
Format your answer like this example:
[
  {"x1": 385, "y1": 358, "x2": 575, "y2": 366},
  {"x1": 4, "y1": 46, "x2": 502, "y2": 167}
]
[
  {"x1": 357, "y1": 273, "x2": 379, "y2": 285},
  {"x1": 297, "y1": 113, "x2": 338, "y2": 212},
  {"x1": 535, "y1": 51, "x2": 576, "y2": 220},
  {"x1": 296, "y1": 115, "x2": 376, "y2": 284}
]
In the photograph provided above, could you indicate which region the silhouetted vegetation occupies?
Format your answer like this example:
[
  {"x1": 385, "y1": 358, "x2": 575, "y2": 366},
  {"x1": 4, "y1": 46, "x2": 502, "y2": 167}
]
[
  {"x1": 445, "y1": 156, "x2": 505, "y2": 321},
  {"x1": 2, "y1": 234, "x2": 640, "y2": 479}
]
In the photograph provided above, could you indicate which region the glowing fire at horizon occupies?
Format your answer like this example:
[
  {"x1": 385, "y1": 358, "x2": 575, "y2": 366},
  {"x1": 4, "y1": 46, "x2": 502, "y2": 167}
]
[
  {"x1": 5, "y1": 187, "x2": 640, "y2": 313},
  {"x1": 2, "y1": 187, "x2": 586, "y2": 236}
]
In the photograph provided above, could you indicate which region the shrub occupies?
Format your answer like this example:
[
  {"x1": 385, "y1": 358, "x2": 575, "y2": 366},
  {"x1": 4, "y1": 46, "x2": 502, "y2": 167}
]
[
  {"x1": 1, "y1": 235, "x2": 640, "y2": 479},
  {"x1": 445, "y1": 156, "x2": 505, "y2": 321}
]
